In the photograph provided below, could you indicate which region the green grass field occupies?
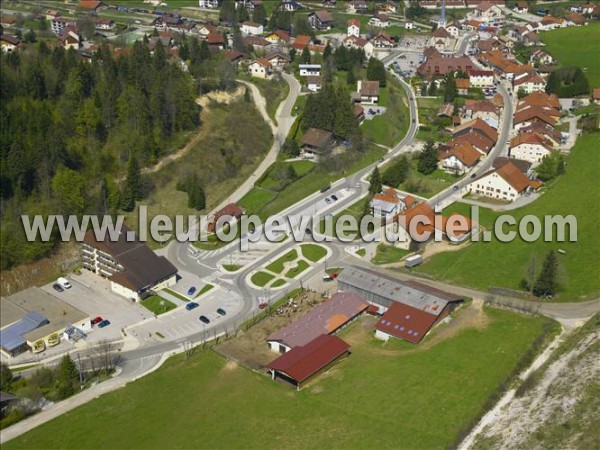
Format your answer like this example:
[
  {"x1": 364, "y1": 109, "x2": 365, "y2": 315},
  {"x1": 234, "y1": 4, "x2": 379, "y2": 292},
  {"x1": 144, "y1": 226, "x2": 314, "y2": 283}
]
[
  {"x1": 250, "y1": 271, "x2": 275, "y2": 287},
  {"x1": 300, "y1": 244, "x2": 327, "y2": 262},
  {"x1": 371, "y1": 244, "x2": 411, "y2": 265},
  {"x1": 284, "y1": 260, "x2": 310, "y2": 278},
  {"x1": 362, "y1": 76, "x2": 410, "y2": 147},
  {"x1": 265, "y1": 249, "x2": 297, "y2": 274},
  {"x1": 417, "y1": 134, "x2": 600, "y2": 301},
  {"x1": 140, "y1": 296, "x2": 176, "y2": 315},
  {"x1": 251, "y1": 77, "x2": 290, "y2": 125},
  {"x1": 4, "y1": 308, "x2": 555, "y2": 450},
  {"x1": 540, "y1": 23, "x2": 600, "y2": 88}
]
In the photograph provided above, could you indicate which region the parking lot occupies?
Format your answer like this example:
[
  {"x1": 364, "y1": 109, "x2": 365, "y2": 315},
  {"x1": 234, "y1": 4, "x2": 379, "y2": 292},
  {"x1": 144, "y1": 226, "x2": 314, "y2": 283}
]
[
  {"x1": 129, "y1": 287, "x2": 243, "y2": 344},
  {"x1": 392, "y1": 51, "x2": 424, "y2": 77},
  {"x1": 363, "y1": 106, "x2": 387, "y2": 120},
  {"x1": 398, "y1": 35, "x2": 430, "y2": 51},
  {"x1": 41, "y1": 271, "x2": 154, "y2": 343}
]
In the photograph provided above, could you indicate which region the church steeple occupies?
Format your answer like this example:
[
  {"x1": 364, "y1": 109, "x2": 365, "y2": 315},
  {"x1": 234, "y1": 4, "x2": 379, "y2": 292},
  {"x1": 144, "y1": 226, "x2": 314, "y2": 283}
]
[{"x1": 439, "y1": 0, "x2": 447, "y2": 28}]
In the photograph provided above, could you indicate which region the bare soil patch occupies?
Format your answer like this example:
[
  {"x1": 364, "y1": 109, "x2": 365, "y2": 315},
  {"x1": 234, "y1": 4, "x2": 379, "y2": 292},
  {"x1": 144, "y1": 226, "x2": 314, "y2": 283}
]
[{"x1": 216, "y1": 291, "x2": 328, "y2": 370}]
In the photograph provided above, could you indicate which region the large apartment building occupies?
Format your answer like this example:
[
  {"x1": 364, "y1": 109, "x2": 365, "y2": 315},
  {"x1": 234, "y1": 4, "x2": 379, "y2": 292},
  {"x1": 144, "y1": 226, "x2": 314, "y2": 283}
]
[{"x1": 81, "y1": 224, "x2": 177, "y2": 300}]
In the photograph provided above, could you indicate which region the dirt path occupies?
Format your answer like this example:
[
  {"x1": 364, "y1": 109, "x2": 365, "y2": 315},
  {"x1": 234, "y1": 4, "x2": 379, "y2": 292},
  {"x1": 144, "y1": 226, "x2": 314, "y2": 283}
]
[{"x1": 141, "y1": 86, "x2": 246, "y2": 177}]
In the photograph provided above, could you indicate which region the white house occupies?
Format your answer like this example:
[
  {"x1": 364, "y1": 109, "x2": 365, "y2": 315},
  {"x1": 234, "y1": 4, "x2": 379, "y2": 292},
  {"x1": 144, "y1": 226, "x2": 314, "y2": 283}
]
[
  {"x1": 357, "y1": 80, "x2": 380, "y2": 104},
  {"x1": 347, "y1": 0, "x2": 368, "y2": 14},
  {"x1": 248, "y1": 58, "x2": 272, "y2": 79},
  {"x1": 437, "y1": 143, "x2": 482, "y2": 175},
  {"x1": 198, "y1": 0, "x2": 219, "y2": 8},
  {"x1": 241, "y1": 21, "x2": 264, "y2": 36},
  {"x1": 468, "y1": 69, "x2": 495, "y2": 88},
  {"x1": 299, "y1": 64, "x2": 321, "y2": 77},
  {"x1": 281, "y1": 0, "x2": 302, "y2": 12},
  {"x1": 344, "y1": 36, "x2": 374, "y2": 59},
  {"x1": 347, "y1": 18, "x2": 360, "y2": 37},
  {"x1": 307, "y1": 76, "x2": 323, "y2": 92},
  {"x1": 471, "y1": 1, "x2": 504, "y2": 25},
  {"x1": 529, "y1": 49, "x2": 554, "y2": 66},
  {"x1": 371, "y1": 32, "x2": 395, "y2": 49},
  {"x1": 370, "y1": 188, "x2": 412, "y2": 217},
  {"x1": 468, "y1": 160, "x2": 541, "y2": 201},
  {"x1": 509, "y1": 133, "x2": 553, "y2": 166},
  {"x1": 369, "y1": 13, "x2": 390, "y2": 28},
  {"x1": 514, "y1": 1, "x2": 528, "y2": 13},
  {"x1": 445, "y1": 22, "x2": 461, "y2": 38},
  {"x1": 514, "y1": 73, "x2": 546, "y2": 95}
]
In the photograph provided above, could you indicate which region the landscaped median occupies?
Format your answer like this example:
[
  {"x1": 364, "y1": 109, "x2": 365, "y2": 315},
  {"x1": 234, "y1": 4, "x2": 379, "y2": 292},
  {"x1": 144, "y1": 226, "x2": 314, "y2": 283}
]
[{"x1": 248, "y1": 243, "x2": 330, "y2": 289}]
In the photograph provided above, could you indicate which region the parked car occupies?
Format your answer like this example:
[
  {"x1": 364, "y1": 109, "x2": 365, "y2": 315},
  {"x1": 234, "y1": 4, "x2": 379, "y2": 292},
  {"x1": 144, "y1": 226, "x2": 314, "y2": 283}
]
[
  {"x1": 216, "y1": 308, "x2": 227, "y2": 316},
  {"x1": 331, "y1": 194, "x2": 338, "y2": 201},
  {"x1": 92, "y1": 316, "x2": 103, "y2": 325},
  {"x1": 323, "y1": 275, "x2": 334, "y2": 282},
  {"x1": 57, "y1": 277, "x2": 72, "y2": 289},
  {"x1": 186, "y1": 302, "x2": 199, "y2": 311},
  {"x1": 52, "y1": 283, "x2": 64, "y2": 292},
  {"x1": 98, "y1": 319, "x2": 111, "y2": 328},
  {"x1": 199, "y1": 315, "x2": 210, "y2": 324},
  {"x1": 453, "y1": 185, "x2": 459, "y2": 191},
  {"x1": 325, "y1": 197, "x2": 332, "y2": 204},
  {"x1": 187, "y1": 286, "x2": 197, "y2": 296},
  {"x1": 259, "y1": 302, "x2": 268, "y2": 309}
]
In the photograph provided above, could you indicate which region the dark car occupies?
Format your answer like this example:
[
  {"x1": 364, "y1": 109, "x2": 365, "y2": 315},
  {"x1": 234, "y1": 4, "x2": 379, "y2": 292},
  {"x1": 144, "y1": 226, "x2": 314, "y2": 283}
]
[
  {"x1": 98, "y1": 319, "x2": 111, "y2": 328},
  {"x1": 92, "y1": 316, "x2": 103, "y2": 325},
  {"x1": 305, "y1": 227, "x2": 312, "y2": 235},
  {"x1": 187, "y1": 286, "x2": 197, "y2": 296},
  {"x1": 453, "y1": 185, "x2": 459, "y2": 191},
  {"x1": 199, "y1": 315, "x2": 210, "y2": 324},
  {"x1": 331, "y1": 194, "x2": 338, "y2": 201},
  {"x1": 412, "y1": 119, "x2": 416, "y2": 123},
  {"x1": 217, "y1": 308, "x2": 227, "y2": 316},
  {"x1": 186, "y1": 302, "x2": 199, "y2": 311},
  {"x1": 52, "y1": 283, "x2": 64, "y2": 292},
  {"x1": 471, "y1": 173, "x2": 477, "y2": 178}
]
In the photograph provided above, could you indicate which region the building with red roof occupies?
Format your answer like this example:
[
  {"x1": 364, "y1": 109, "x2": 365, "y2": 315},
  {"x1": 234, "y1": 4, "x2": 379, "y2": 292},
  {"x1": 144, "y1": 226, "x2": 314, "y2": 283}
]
[
  {"x1": 375, "y1": 301, "x2": 439, "y2": 344},
  {"x1": 267, "y1": 334, "x2": 350, "y2": 389},
  {"x1": 207, "y1": 203, "x2": 244, "y2": 233}
]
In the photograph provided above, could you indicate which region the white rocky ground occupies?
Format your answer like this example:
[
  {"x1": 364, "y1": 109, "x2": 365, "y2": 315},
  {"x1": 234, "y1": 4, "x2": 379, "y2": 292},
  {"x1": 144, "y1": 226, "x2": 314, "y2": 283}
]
[{"x1": 467, "y1": 319, "x2": 600, "y2": 450}]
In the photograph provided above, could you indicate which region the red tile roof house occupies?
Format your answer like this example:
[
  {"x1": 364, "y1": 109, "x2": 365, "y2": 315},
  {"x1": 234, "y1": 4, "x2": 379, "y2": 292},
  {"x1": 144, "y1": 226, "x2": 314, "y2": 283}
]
[
  {"x1": 437, "y1": 143, "x2": 482, "y2": 175},
  {"x1": 593, "y1": 88, "x2": 600, "y2": 103},
  {"x1": 267, "y1": 334, "x2": 350, "y2": 389},
  {"x1": 207, "y1": 203, "x2": 244, "y2": 233},
  {"x1": 267, "y1": 292, "x2": 368, "y2": 353},
  {"x1": 78, "y1": 0, "x2": 107, "y2": 12},
  {"x1": 467, "y1": 159, "x2": 542, "y2": 202}
]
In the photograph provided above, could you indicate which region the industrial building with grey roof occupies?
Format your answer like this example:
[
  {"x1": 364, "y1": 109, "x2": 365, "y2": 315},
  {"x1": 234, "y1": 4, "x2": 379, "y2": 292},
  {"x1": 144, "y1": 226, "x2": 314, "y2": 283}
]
[{"x1": 337, "y1": 267, "x2": 463, "y2": 315}]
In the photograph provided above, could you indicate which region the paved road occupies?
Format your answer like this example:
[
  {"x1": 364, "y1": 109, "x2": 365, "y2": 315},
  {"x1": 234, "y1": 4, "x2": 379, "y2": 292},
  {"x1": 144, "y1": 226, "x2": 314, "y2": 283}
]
[{"x1": 429, "y1": 78, "x2": 514, "y2": 210}]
